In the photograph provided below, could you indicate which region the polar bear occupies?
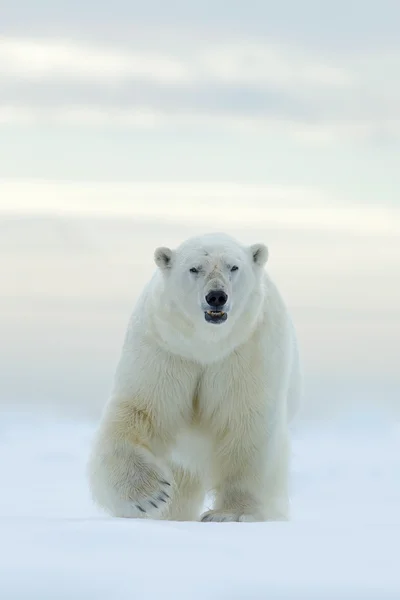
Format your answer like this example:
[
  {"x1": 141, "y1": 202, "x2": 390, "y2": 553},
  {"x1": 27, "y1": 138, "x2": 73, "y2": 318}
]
[{"x1": 88, "y1": 232, "x2": 301, "y2": 522}]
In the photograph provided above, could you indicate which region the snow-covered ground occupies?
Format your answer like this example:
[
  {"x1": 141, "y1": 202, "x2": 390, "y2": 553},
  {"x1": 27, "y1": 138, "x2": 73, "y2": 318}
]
[{"x1": 1, "y1": 413, "x2": 399, "y2": 599}]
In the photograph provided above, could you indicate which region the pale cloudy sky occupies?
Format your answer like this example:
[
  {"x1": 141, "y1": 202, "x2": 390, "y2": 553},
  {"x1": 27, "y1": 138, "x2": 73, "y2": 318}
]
[
  {"x1": 1, "y1": 2, "x2": 399, "y2": 419},
  {"x1": 1, "y1": 0, "x2": 400, "y2": 207}
]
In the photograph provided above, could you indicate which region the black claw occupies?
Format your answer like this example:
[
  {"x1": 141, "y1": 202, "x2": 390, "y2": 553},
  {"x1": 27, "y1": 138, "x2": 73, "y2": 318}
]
[
  {"x1": 136, "y1": 505, "x2": 146, "y2": 513},
  {"x1": 149, "y1": 500, "x2": 158, "y2": 509},
  {"x1": 158, "y1": 495, "x2": 167, "y2": 503},
  {"x1": 160, "y1": 480, "x2": 171, "y2": 486},
  {"x1": 158, "y1": 488, "x2": 170, "y2": 500}
]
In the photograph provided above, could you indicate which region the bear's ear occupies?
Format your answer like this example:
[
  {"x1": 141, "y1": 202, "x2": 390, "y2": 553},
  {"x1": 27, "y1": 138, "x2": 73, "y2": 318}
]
[
  {"x1": 250, "y1": 243, "x2": 268, "y2": 267},
  {"x1": 154, "y1": 246, "x2": 174, "y2": 270}
]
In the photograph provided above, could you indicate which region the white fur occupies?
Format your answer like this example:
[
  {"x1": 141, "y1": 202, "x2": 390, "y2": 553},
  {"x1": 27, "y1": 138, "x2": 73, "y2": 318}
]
[{"x1": 88, "y1": 233, "x2": 302, "y2": 522}]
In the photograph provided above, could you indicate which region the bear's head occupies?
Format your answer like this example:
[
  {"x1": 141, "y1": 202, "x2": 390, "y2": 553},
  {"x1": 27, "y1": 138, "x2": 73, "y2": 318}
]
[{"x1": 154, "y1": 233, "x2": 268, "y2": 333}]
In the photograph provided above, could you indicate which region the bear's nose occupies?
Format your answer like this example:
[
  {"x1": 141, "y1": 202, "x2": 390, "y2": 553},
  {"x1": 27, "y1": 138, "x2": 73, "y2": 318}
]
[{"x1": 205, "y1": 290, "x2": 228, "y2": 308}]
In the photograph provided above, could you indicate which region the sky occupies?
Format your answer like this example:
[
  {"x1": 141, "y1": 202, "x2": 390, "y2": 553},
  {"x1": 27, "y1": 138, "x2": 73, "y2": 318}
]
[
  {"x1": 1, "y1": 0, "x2": 400, "y2": 199},
  {"x1": 0, "y1": 1, "x2": 399, "y2": 419}
]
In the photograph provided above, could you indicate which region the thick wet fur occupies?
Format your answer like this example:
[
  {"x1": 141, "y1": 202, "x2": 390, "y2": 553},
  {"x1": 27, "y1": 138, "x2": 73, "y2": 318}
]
[{"x1": 88, "y1": 233, "x2": 302, "y2": 522}]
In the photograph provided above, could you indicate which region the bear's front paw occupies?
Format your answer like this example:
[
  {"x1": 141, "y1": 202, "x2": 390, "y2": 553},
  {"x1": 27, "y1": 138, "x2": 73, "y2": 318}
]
[
  {"x1": 118, "y1": 447, "x2": 174, "y2": 518},
  {"x1": 128, "y1": 462, "x2": 172, "y2": 517},
  {"x1": 200, "y1": 510, "x2": 259, "y2": 523},
  {"x1": 89, "y1": 445, "x2": 173, "y2": 518}
]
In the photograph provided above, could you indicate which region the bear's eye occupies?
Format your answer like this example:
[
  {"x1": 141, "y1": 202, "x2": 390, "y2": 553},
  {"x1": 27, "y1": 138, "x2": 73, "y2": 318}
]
[
  {"x1": 189, "y1": 267, "x2": 199, "y2": 274},
  {"x1": 231, "y1": 265, "x2": 239, "y2": 272}
]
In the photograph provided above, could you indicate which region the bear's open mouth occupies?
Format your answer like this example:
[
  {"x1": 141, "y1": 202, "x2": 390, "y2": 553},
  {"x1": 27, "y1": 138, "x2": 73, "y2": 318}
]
[{"x1": 204, "y1": 310, "x2": 228, "y2": 324}]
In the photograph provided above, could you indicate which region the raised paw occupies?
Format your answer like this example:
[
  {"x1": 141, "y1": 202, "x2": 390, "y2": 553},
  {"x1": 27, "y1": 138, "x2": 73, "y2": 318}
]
[
  {"x1": 132, "y1": 482, "x2": 171, "y2": 517},
  {"x1": 89, "y1": 443, "x2": 173, "y2": 519},
  {"x1": 200, "y1": 510, "x2": 259, "y2": 523}
]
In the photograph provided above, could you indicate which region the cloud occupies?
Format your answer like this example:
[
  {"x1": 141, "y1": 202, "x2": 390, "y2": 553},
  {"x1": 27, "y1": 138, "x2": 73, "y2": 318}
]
[
  {"x1": 3, "y1": 1, "x2": 400, "y2": 51},
  {"x1": 1, "y1": 179, "x2": 398, "y2": 235},
  {"x1": 0, "y1": 29, "x2": 399, "y2": 144},
  {"x1": 2, "y1": 104, "x2": 399, "y2": 147},
  {"x1": 0, "y1": 37, "x2": 190, "y2": 83},
  {"x1": 0, "y1": 36, "x2": 350, "y2": 89},
  {"x1": 201, "y1": 42, "x2": 350, "y2": 88}
]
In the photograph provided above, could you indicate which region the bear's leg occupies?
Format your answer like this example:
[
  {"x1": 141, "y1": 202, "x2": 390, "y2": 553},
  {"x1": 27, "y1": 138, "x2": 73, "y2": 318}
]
[
  {"x1": 88, "y1": 344, "x2": 201, "y2": 519},
  {"x1": 164, "y1": 465, "x2": 206, "y2": 521},
  {"x1": 199, "y1": 404, "x2": 290, "y2": 523},
  {"x1": 198, "y1": 330, "x2": 295, "y2": 523},
  {"x1": 88, "y1": 400, "x2": 180, "y2": 519},
  {"x1": 200, "y1": 432, "x2": 290, "y2": 523}
]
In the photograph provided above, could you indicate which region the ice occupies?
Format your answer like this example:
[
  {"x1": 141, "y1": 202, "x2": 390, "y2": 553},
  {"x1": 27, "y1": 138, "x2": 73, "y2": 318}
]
[{"x1": 1, "y1": 413, "x2": 399, "y2": 600}]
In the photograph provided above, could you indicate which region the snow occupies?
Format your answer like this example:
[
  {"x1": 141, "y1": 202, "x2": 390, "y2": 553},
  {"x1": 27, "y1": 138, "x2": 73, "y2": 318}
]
[{"x1": 1, "y1": 414, "x2": 400, "y2": 600}]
